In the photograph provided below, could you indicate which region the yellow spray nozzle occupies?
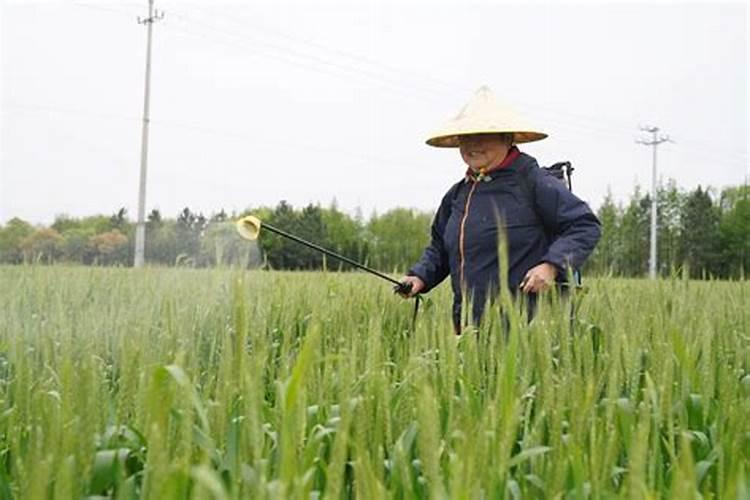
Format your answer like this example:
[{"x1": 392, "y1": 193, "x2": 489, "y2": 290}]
[{"x1": 236, "y1": 215, "x2": 262, "y2": 241}]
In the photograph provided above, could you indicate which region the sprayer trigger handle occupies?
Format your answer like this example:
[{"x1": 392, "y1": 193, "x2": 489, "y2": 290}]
[{"x1": 393, "y1": 281, "x2": 413, "y2": 296}]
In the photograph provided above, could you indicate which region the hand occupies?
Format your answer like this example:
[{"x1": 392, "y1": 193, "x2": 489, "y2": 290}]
[
  {"x1": 520, "y1": 263, "x2": 558, "y2": 294},
  {"x1": 396, "y1": 275, "x2": 425, "y2": 298}
]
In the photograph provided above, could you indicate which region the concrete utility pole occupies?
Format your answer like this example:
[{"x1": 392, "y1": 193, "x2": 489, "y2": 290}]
[
  {"x1": 134, "y1": 0, "x2": 164, "y2": 268},
  {"x1": 636, "y1": 125, "x2": 673, "y2": 279}
]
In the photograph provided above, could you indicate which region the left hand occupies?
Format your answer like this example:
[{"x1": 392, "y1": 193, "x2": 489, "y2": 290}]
[{"x1": 520, "y1": 263, "x2": 558, "y2": 294}]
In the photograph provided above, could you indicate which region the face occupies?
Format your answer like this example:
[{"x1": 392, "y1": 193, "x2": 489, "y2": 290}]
[{"x1": 458, "y1": 133, "x2": 512, "y2": 172}]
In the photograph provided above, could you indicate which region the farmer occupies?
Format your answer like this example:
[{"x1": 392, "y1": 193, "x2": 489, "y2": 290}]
[{"x1": 398, "y1": 86, "x2": 601, "y2": 332}]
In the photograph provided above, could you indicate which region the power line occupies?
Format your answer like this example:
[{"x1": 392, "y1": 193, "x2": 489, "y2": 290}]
[
  {"x1": 159, "y1": 17, "x2": 668, "y2": 147},
  {"x1": 71, "y1": 2, "x2": 140, "y2": 17},
  {"x1": 172, "y1": 3, "x2": 460, "y2": 95},
  {"x1": 161, "y1": 15, "x2": 447, "y2": 106},
  {"x1": 10, "y1": 99, "x2": 748, "y2": 179},
  {"x1": 168, "y1": 6, "x2": 660, "y2": 135},
  {"x1": 167, "y1": 5, "x2": 747, "y2": 164},
  {"x1": 67, "y1": 1, "x2": 748, "y2": 166}
]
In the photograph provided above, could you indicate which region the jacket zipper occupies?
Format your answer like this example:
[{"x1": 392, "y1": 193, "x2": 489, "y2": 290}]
[{"x1": 458, "y1": 180, "x2": 479, "y2": 290}]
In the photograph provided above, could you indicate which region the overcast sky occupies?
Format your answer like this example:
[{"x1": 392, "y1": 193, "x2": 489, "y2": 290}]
[{"x1": 1, "y1": 0, "x2": 747, "y2": 225}]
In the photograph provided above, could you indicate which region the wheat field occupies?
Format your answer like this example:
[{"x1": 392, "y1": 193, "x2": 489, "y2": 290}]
[{"x1": 0, "y1": 266, "x2": 748, "y2": 499}]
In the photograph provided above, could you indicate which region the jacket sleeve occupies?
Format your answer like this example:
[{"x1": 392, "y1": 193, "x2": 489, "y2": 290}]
[
  {"x1": 532, "y1": 170, "x2": 601, "y2": 272},
  {"x1": 407, "y1": 185, "x2": 456, "y2": 293}
]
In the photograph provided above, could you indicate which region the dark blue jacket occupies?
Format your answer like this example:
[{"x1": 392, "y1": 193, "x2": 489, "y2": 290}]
[{"x1": 408, "y1": 151, "x2": 601, "y2": 328}]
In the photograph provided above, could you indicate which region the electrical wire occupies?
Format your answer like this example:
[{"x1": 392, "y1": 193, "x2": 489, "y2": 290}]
[
  {"x1": 41, "y1": 1, "x2": 750, "y2": 169},
  {"x1": 169, "y1": 3, "x2": 747, "y2": 164}
]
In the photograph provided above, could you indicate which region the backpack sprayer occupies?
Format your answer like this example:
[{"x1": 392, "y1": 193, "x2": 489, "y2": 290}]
[
  {"x1": 545, "y1": 161, "x2": 574, "y2": 191},
  {"x1": 543, "y1": 161, "x2": 582, "y2": 287},
  {"x1": 235, "y1": 215, "x2": 422, "y2": 327}
]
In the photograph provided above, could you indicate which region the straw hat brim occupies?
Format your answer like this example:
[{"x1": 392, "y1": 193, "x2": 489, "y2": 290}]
[{"x1": 426, "y1": 130, "x2": 548, "y2": 148}]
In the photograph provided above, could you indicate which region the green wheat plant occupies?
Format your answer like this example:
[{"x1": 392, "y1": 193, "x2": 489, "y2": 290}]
[{"x1": 0, "y1": 265, "x2": 747, "y2": 498}]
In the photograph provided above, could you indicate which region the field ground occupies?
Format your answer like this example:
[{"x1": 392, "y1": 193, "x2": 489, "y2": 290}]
[{"x1": 0, "y1": 266, "x2": 748, "y2": 498}]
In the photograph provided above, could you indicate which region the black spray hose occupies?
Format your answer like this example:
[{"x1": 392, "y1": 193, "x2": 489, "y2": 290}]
[{"x1": 411, "y1": 294, "x2": 422, "y2": 332}]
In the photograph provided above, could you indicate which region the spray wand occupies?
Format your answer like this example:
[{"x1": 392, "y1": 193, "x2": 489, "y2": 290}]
[{"x1": 236, "y1": 215, "x2": 421, "y2": 327}]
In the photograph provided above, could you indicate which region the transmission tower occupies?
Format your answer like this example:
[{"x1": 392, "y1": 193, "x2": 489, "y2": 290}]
[
  {"x1": 134, "y1": 0, "x2": 164, "y2": 268},
  {"x1": 636, "y1": 125, "x2": 673, "y2": 279}
]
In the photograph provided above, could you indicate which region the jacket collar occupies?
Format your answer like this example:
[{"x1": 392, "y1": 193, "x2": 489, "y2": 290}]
[{"x1": 465, "y1": 146, "x2": 521, "y2": 183}]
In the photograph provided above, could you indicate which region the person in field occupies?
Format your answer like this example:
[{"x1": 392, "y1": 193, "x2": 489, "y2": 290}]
[{"x1": 398, "y1": 86, "x2": 601, "y2": 333}]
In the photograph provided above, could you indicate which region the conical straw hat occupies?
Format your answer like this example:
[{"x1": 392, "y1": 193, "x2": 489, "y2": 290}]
[{"x1": 426, "y1": 86, "x2": 547, "y2": 147}]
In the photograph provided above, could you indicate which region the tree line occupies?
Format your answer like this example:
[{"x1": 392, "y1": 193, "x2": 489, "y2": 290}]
[
  {"x1": 0, "y1": 202, "x2": 433, "y2": 273},
  {"x1": 1, "y1": 182, "x2": 747, "y2": 279},
  {"x1": 589, "y1": 183, "x2": 748, "y2": 279}
]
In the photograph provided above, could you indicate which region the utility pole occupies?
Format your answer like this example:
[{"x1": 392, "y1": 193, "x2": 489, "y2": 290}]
[
  {"x1": 134, "y1": 0, "x2": 164, "y2": 268},
  {"x1": 636, "y1": 125, "x2": 673, "y2": 279}
]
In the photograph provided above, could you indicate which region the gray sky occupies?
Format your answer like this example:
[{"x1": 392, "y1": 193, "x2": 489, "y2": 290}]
[{"x1": 1, "y1": 0, "x2": 747, "y2": 225}]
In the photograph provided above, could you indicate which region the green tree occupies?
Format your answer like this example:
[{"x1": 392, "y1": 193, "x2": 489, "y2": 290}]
[
  {"x1": 320, "y1": 201, "x2": 366, "y2": 270},
  {"x1": 618, "y1": 186, "x2": 650, "y2": 276},
  {"x1": 51, "y1": 214, "x2": 82, "y2": 234},
  {"x1": 21, "y1": 228, "x2": 64, "y2": 264},
  {"x1": 259, "y1": 201, "x2": 295, "y2": 269},
  {"x1": 61, "y1": 228, "x2": 96, "y2": 264},
  {"x1": 146, "y1": 221, "x2": 179, "y2": 265},
  {"x1": 86, "y1": 216, "x2": 110, "y2": 233},
  {"x1": 719, "y1": 185, "x2": 750, "y2": 277},
  {"x1": 367, "y1": 208, "x2": 432, "y2": 273},
  {"x1": 89, "y1": 229, "x2": 130, "y2": 266},
  {"x1": 657, "y1": 181, "x2": 683, "y2": 274},
  {"x1": 0, "y1": 218, "x2": 34, "y2": 263},
  {"x1": 298, "y1": 204, "x2": 329, "y2": 269},
  {"x1": 588, "y1": 189, "x2": 620, "y2": 274},
  {"x1": 678, "y1": 186, "x2": 721, "y2": 278},
  {"x1": 174, "y1": 208, "x2": 207, "y2": 266},
  {"x1": 266, "y1": 202, "x2": 327, "y2": 269},
  {"x1": 255, "y1": 202, "x2": 331, "y2": 270}
]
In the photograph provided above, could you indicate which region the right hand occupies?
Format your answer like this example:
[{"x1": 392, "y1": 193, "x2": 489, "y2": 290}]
[{"x1": 396, "y1": 275, "x2": 425, "y2": 298}]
